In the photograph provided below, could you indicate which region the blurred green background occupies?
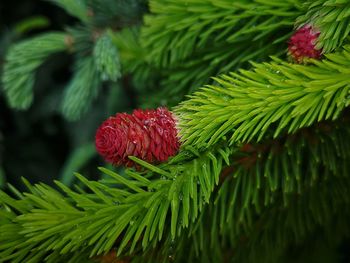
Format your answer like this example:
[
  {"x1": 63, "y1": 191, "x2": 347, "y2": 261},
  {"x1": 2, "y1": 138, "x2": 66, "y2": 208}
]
[{"x1": 0, "y1": 0, "x2": 138, "y2": 190}]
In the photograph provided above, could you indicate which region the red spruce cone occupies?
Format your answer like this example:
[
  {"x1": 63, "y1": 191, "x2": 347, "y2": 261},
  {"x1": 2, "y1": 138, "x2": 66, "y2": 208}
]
[
  {"x1": 95, "y1": 107, "x2": 180, "y2": 167},
  {"x1": 288, "y1": 24, "x2": 322, "y2": 63}
]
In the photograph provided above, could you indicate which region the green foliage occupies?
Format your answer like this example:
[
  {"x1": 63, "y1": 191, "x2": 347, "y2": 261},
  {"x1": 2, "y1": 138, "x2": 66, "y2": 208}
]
[
  {"x1": 232, "y1": 176, "x2": 350, "y2": 263},
  {"x1": 176, "y1": 45, "x2": 350, "y2": 148},
  {"x1": 148, "y1": 36, "x2": 287, "y2": 106},
  {"x1": 0, "y1": 146, "x2": 231, "y2": 262},
  {"x1": 215, "y1": 121, "x2": 350, "y2": 243},
  {"x1": 296, "y1": 0, "x2": 350, "y2": 53},
  {"x1": 47, "y1": 0, "x2": 89, "y2": 23},
  {"x1": 61, "y1": 57, "x2": 101, "y2": 121},
  {"x1": 1, "y1": 0, "x2": 144, "y2": 121},
  {"x1": 2, "y1": 119, "x2": 350, "y2": 262},
  {"x1": 172, "y1": 176, "x2": 350, "y2": 263},
  {"x1": 0, "y1": 201, "x2": 93, "y2": 263},
  {"x1": 123, "y1": 120, "x2": 350, "y2": 263},
  {"x1": 2, "y1": 0, "x2": 350, "y2": 262},
  {"x1": 2, "y1": 33, "x2": 67, "y2": 109},
  {"x1": 93, "y1": 32, "x2": 121, "y2": 82},
  {"x1": 142, "y1": 0, "x2": 303, "y2": 67},
  {"x1": 110, "y1": 27, "x2": 154, "y2": 89},
  {"x1": 137, "y1": 0, "x2": 305, "y2": 104},
  {"x1": 13, "y1": 16, "x2": 50, "y2": 35}
]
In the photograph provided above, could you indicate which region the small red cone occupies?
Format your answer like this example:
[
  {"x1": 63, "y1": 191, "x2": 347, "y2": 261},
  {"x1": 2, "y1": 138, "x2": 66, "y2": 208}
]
[
  {"x1": 95, "y1": 107, "x2": 180, "y2": 167},
  {"x1": 288, "y1": 24, "x2": 322, "y2": 63}
]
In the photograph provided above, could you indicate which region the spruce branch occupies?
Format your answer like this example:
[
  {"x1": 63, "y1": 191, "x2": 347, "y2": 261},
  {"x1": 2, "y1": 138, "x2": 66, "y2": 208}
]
[
  {"x1": 296, "y1": 0, "x2": 350, "y2": 53},
  {"x1": 0, "y1": 146, "x2": 232, "y2": 262},
  {"x1": 1, "y1": 116, "x2": 349, "y2": 262},
  {"x1": 176, "y1": 45, "x2": 350, "y2": 148},
  {"x1": 110, "y1": 27, "x2": 156, "y2": 89},
  {"x1": 1, "y1": 2, "x2": 144, "y2": 120},
  {"x1": 113, "y1": 0, "x2": 303, "y2": 107},
  {"x1": 61, "y1": 57, "x2": 101, "y2": 121},
  {"x1": 214, "y1": 118, "x2": 350, "y2": 237},
  {"x1": 65, "y1": 26, "x2": 95, "y2": 55},
  {"x1": 2, "y1": 32, "x2": 68, "y2": 109},
  {"x1": 2, "y1": 116, "x2": 348, "y2": 262},
  {"x1": 232, "y1": 176, "x2": 350, "y2": 263},
  {"x1": 139, "y1": 117, "x2": 350, "y2": 262},
  {"x1": 183, "y1": 176, "x2": 350, "y2": 263},
  {"x1": 93, "y1": 32, "x2": 121, "y2": 82},
  {"x1": 13, "y1": 16, "x2": 50, "y2": 35},
  {"x1": 142, "y1": 0, "x2": 302, "y2": 68},
  {"x1": 157, "y1": 35, "x2": 289, "y2": 105}
]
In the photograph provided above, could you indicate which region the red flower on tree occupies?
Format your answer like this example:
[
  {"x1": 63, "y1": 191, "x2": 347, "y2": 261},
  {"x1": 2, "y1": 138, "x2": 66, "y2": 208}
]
[{"x1": 95, "y1": 107, "x2": 180, "y2": 167}]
